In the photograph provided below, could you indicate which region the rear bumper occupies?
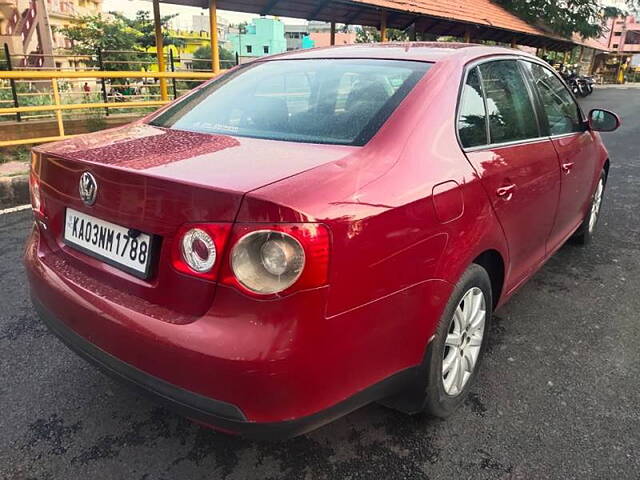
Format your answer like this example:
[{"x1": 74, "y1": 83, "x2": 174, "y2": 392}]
[
  {"x1": 25, "y1": 225, "x2": 450, "y2": 438},
  {"x1": 32, "y1": 295, "x2": 417, "y2": 439}
]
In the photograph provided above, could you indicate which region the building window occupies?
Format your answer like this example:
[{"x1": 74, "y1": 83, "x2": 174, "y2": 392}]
[
  {"x1": 263, "y1": 46, "x2": 269, "y2": 54},
  {"x1": 613, "y1": 44, "x2": 619, "y2": 48},
  {"x1": 246, "y1": 45, "x2": 252, "y2": 53},
  {"x1": 614, "y1": 31, "x2": 622, "y2": 36}
]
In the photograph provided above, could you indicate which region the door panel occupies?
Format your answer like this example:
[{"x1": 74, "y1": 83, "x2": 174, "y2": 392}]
[
  {"x1": 463, "y1": 60, "x2": 561, "y2": 288},
  {"x1": 519, "y1": 61, "x2": 600, "y2": 249},
  {"x1": 548, "y1": 132, "x2": 600, "y2": 247},
  {"x1": 465, "y1": 141, "x2": 561, "y2": 288}
]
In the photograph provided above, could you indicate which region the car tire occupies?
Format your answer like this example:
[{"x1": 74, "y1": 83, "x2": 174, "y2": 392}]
[
  {"x1": 378, "y1": 264, "x2": 492, "y2": 417},
  {"x1": 572, "y1": 170, "x2": 606, "y2": 245},
  {"x1": 421, "y1": 264, "x2": 493, "y2": 417}
]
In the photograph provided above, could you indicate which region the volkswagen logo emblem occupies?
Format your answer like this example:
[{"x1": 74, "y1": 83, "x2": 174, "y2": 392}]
[{"x1": 79, "y1": 172, "x2": 98, "y2": 206}]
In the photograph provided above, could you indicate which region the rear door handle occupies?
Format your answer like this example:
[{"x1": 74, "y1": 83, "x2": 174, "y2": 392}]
[
  {"x1": 496, "y1": 184, "x2": 516, "y2": 200},
  {"x1": 562, "y1": 162, "x2": 575, "y2": 174}
]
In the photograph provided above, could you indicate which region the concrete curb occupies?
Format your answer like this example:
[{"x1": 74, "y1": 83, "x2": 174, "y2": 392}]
[{"x1": 0, "y1": 174, "x2": 29, "y2": 210}]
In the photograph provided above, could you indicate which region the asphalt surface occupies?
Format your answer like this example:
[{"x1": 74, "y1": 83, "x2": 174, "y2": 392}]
[{"x1": 1, "y1": 88, "x2": 639, "y2": 479}]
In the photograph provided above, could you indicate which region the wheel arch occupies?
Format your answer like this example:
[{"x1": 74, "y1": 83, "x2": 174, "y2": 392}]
[{"x1": 472, "y1": 249, "x2": 505, "y2": 309}]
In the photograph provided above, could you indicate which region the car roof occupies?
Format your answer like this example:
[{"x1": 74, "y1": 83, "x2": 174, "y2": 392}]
[{"x1": 258, "y1": 42, "x2": 537, "y2": 65}]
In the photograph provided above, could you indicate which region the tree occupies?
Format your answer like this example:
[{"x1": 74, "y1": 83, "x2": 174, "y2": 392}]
[
  {"x1": 112, "y1": 10, "x2": 185, "y2": 50},
  {"x1": 233, "y1": 21, "x2": 249, "y2": 33},
  {"x1": 57, "y1": 12, "x2": 187, "y2": 72},
  {"x1": 191, "y1": 45, "x2": 235, "y2": 71},
  {"x1": 496, "y1": 0, "x2": 636, "y2": 38},
  {"x1": 355, "y1": 26, "x2": 409, "y2": 43},
  {"x1": 55, "y1": 14, "x2": 142, "y2": 70}
]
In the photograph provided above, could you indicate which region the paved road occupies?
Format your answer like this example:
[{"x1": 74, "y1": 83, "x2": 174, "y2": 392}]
[{"x1": 1, "y1": 88, "x2": 639, "y2": 480}]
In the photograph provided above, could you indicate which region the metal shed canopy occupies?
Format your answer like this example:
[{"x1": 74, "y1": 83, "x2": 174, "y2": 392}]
[{"x1": 159, "y1": 0, "x2": 575, "y2": 50}]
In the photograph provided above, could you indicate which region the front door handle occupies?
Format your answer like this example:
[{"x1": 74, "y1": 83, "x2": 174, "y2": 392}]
[
  {"x1": 496, "y1": 184, "x2": 516, "y2": 200},
  {"x1": 562, "y1": 162, "x2": 575, "y2": 174}
]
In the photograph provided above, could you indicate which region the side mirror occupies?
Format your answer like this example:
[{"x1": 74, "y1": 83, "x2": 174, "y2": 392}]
[{"x1": 588, "y1": 109, "x2": 621, "y2": 132}]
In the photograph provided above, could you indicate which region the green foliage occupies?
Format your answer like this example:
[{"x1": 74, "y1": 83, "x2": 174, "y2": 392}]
[
  {"x1": 55, "y1": 14, "x2": 142, "y2": 70},
  {"x1": 233, "y1": 21, "x2": 249, "y2": 33},
  {"x1": 191, "y1": 45, "x2": 235, "y2": 71},
  {"x1": 496, "y1": 0, "x2": 637, "y2": 38},
  {"x1": 355, "y1": 26, "x2": 409, "y2": 43},
  {"x1": 0, "y1": 145, "x2": 30, "y2": 165},
  {"x1": 56, "y1": 14, "x2": 139, "y2": 56},
  {"x1": 0, "y1": 49, "x2": 8, "y2": 72},
  {"x1": 86, "y1": 114, "x2": 108, "y2": 132},
  {"x1": 56, "y1": 11, "x2": 185, "y2": 71},
  {"x1": 111, "y1": 10, "x2": 185, "y2": 50}
]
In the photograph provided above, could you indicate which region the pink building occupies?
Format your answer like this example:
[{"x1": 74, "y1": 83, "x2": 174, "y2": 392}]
[
  {"x1": 602, "y1": 16, "x2": 640, "y2": 54},
  {"x1": 309, "y1": 31, "x2": 356, "y2": 48}
]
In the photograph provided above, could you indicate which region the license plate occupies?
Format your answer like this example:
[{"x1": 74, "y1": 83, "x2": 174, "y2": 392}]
[{"x1": 64, "y1": 208, "x2": 153, "y2": 278}]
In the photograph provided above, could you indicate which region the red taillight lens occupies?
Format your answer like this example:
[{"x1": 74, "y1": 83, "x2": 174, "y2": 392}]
[
  {"x1": 171, "y1": 223, "x2": 233, "y2": 281},
  {"x1": 29, "y1": 173, "x2": 41, "y2": 212},
  {"x1": 221, "y1": 223, "x2": 330, "y2": 297},
  {"x1": 29, "y1": 151, "x2": 44, "y2": 217}
]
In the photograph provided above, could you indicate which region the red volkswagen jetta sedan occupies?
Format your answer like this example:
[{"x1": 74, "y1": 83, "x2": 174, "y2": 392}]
[{"x1": 25, "y1": 43, "x2": 619, "y2": 439}]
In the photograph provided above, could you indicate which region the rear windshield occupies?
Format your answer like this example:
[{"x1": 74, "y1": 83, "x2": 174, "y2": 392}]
[{"x1": 149, "y1": 59, "x2": 431, "y2": 146}]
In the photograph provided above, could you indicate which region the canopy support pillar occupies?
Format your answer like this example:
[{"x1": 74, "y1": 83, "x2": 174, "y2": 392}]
[
  {"x1": 330, "y1": 21, "x2": 336, "y2": 45},
  {"x1": 210, "y1": 0, "x2": 220, "y2": 73},
  {"x1": 463, "y1": 28, "x2": 471, "y2": 43},
  {"x1": 152, "y1": 0, "x2": 168, "y2": 101},
  {"x1": 380, "y1": 10, "x2": 387, "y2": 42}
]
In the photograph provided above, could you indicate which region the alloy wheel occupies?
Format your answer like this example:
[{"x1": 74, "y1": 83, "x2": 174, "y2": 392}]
[
  {"x1": 588, "y1": 178, "x2": 604, "y2": 234},
  {"x1": 441, "y1": 287, "x2": 486, "y2": 396}
]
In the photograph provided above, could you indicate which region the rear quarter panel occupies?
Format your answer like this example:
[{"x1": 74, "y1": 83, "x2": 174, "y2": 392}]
[{"x1": 240, "y1": 56, "x2": 509, "y2": 358}]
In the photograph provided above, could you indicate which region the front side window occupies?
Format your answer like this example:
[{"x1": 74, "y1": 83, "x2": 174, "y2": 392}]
[
  {"x1": 479, "y1": 60, "x2": 539, "y2": 144},
  {"x1": 521, "y1": 61, "x2": 583, "y2": 136},
  {"x1": 150, "y1": 59, "x2": 431, "y2": 146},
  {"x1": 458, "y1": 67, "x2": 487, "y2": 148}
]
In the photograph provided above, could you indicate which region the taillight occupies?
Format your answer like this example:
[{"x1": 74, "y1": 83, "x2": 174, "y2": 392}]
[
  {"x1": 29, "y1": 151, "x2": 44, "y2": 217},
  {"x1": 230, "y1": 230, "x2": 305, "y2": 294},
  {"x1": 171, "y1": 222, "x2": 331, "y2": 296},
  {"x1": 29, "y1": 173, "x2": 42, "y2": 213},
  {"x1": 222, "y1": 223, "x2": 330, "y2": 297},
  {"x1": 171, "y1": 223, "x2": 232, "y2": 281},
  {"x1": 181, "y1": 228, "x2": 217, "y2": 273}
]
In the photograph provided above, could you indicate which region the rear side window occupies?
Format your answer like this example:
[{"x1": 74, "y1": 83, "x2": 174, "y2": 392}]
[
  {"x1": 458, "y1": 67, "x2": 488, "y2": 148},
  {"x1": 150, "y1": 59, "x2": 431, "y2": 146},
  {"x1": 478, "y1": 60, "x2": 539, "y2": 144},
  {"x1": 521, "y1": 61, "x2": 583, "y2": 136}
]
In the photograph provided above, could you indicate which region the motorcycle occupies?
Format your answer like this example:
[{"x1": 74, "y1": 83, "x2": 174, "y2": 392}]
[
  {"x1": 580, "y1": 75, "x2": 595, "y2": 95},
  {"x1": 562, "y1": 70, "x2": 585, "y2": 97},
  {"x1": 561, "y1": 68, "x2": 592, "y2": 97}
]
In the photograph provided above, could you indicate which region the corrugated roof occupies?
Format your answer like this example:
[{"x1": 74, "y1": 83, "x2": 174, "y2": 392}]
[
  {"x1": 572, "y1": 34, "x2": 610, "y2": 52},
  {"x1": 351, "y1": 0, "x2": 546, "y2": 36},
  {"x1": 162, "y1": 0, "x2": 576, "y2": 50}
]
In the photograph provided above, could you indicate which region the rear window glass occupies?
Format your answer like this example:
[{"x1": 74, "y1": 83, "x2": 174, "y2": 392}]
[
  {"x1": 149, "y1": 59, "x2": 431, "y2": 146},
  {"x1": 458, "y1": 67, "x2": 488, "y2": 148}
]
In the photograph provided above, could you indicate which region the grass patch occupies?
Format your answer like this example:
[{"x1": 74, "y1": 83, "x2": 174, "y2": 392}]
[{"x1": 0, "y1": 146, "x2": 31, "y2": 165}]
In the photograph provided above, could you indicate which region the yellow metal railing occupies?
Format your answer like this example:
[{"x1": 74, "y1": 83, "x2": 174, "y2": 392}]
[{"x1": 0, "y1": 70, "x2": 221, "y2": 148}]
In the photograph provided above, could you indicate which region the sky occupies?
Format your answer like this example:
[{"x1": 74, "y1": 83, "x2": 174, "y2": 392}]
[{"x1": 102, "y1": 0, "x2": 307, "y2": 29}]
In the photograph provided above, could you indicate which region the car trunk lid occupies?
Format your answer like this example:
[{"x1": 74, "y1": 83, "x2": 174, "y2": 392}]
[{"x1": 33, "y1": 123, "x2": 355, "y2": 321}]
